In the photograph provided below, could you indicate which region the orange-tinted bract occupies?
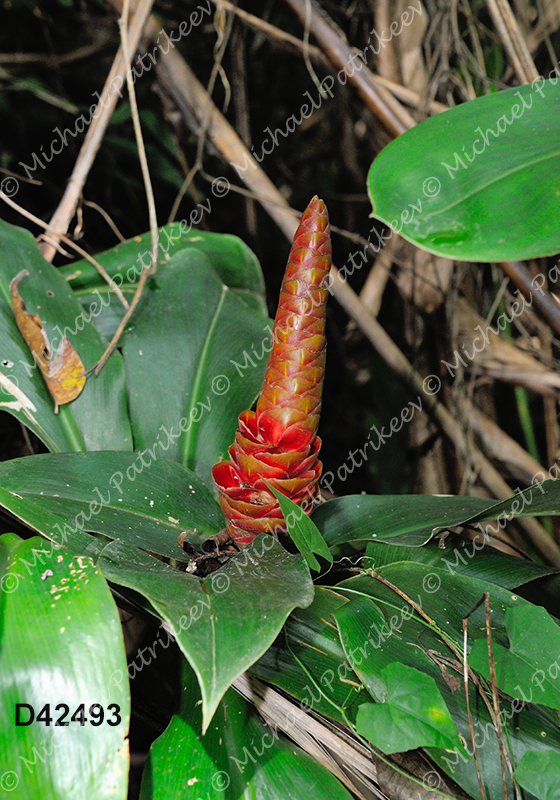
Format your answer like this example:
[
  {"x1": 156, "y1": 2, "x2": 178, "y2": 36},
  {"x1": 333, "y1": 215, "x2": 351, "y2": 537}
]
[{"x1": 212, "y1": 196, "x2": 331, "y2": 546}]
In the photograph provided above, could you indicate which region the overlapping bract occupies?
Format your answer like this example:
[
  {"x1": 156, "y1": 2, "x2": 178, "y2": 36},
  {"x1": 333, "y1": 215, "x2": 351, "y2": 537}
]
[{"x1": 212, "y1": 196, "x2": 331, "y2": 546}]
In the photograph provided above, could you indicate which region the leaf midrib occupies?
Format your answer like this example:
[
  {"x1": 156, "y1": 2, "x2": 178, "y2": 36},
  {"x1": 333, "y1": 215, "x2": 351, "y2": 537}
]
[
  {"x1": 418, "y1": 149, "x2": 560, "y2": 223},
  {"x1": 179, "y1": 284, "x2": 227, "y2": 469}
]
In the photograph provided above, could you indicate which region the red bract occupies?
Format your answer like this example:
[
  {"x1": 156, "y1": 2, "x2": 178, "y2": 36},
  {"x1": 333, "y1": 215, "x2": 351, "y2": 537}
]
[{"x1": 211, "y1": 196, "x2": 331, "y2": 546}]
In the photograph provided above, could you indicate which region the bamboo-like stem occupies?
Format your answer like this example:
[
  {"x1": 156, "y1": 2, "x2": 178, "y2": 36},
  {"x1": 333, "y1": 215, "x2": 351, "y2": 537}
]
[
  {"x1": 499, "y1": 259, "x2": 560, "y2": 338},
  {"x1": 283, "y1": 0, "x2": 415, "y2": 135},
  {"x1": 358, "y1": 237, "x2": 399, "y2": 317},
  {"x1": 40, "y1": 0, "x2": 155, "y2": 263},
  {"x1": 119, "y1": 0, "x2": 159, "y2": 275},
  {"x1": 212, "y1": 0, "x2": 447, "y2": 114},
  {"x1": 485, "y1": 0, "x2": 539, "y2": 83}
]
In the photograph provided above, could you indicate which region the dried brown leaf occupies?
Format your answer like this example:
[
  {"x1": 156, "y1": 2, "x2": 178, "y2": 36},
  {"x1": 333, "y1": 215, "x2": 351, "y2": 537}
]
[{"x1": 10, "y1": 269, "x2": 85, "y2": 413}]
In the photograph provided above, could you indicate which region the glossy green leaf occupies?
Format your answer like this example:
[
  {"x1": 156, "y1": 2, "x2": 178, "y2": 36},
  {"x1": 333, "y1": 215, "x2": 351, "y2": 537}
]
[
  {"x1": 257, "y1": 562, "x2": 560, "y2": 800},
  {"x1": 368, "y1": 80, "x2": 560, "y2": 261},
  {"x1": 0, "y1": 452, "x2": 222, "y2": 557},
  {"x1": 334, "y1": 591, "x2": 466, "y2": 755},
  {"x1": 457, "y1": 477, "x2": 560, "y2": 529},
  {"x1": 333, "y1": 594, "x2": 394, "y2": 703},
  {"x1": 356, "y1": 663, "x2": 464, "y2": 754},
  {"x1": 338, "y1": 563, "x2": 526, "y2": 651},
  {"x1": 469, "y1": 605, "x2": 560, "y2": 710},
  {"x1": 121, "y1": 248, "x2": 271, "y2": 488},
  {"x1": 250, "y1": 590, "x2": 371, "y2": 726},
  {"x1": 0, "y1": 534, "x2": 129, "y2": 800},
  {"x1": 95, "y1": 536, "x2": 313, "y2": 731},
  {"x1": 364, "y1": 536, "x2": 559, "y2": 589},
  {"x1": 263, "y1": 479, "x2": 332, "y2": 571},
  {"x1": 312, "y1": 494, "x2": 497, "y2": 547},
  {"x1": 0, "y1": 218, "x2": 132, "y2": 452},
  {"x1": 515, "y1": 750, "x2": 560, "y2": 800},
  {"x1": 66, "y1": 227, "x2": 268, "y2": 343},
  {"x1": 60, "y1": 225, "x2": 267, "y2": 315},
  {"x1": 140, "y1": 655, "x2": 354, "y2": 800},
  {"x1": 282, "y1": 588, "x2": 369, "y2": 722},
  {"x1": 68, "y1": 289, "x2": 134, "y2": 344},
  {"x1": 334, "y1": 566, "x2": 560, "y2": 800}
]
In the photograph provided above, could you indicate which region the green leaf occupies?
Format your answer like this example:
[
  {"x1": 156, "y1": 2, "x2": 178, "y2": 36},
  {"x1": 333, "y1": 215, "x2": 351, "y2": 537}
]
[
  {"x1": 67, "y1": 226, "x2": 269, "y2": 343},
  {"x1": 364, "y1": 537, "x2": 558, "y2": 591},
  {"x1": 121, "y1": 248, "x2": 271, "y2": 487},
  {"x1": 0, "y1": 218, "x2": 132, "y2": 452},
  {"x1": 338, "y1": 563, "x2": 527, "y2": 653},
  {"x1": 70, "y1": 288, "x2": 134, "y2": 344},
  {"x1": 515, "y1": 750, "x2": 560, "y2": 800},
  {"x1": 140, "y1": 656, "x2": 354, "y2": 800},
  {"x1": 263, "y1": 479, "x2": 332, "y2": 571},
  {"x1": 250, "y1": 587, "x2": 371, "y2": 724},
  {"x1": 0, "y1": 452, "x2": 222, "y2": 557},
  {"x1": 368, "y1": 80, "x2": 560, "y2": 261},
  {"x1": 95, "y1": 536, "x2": 313, "y2": 731},
  {"x1": 469, "y1": 605, "x2": 560, "y2": 710},
  {"x1": 333, "y1": 594, "x2": 395, "y2": 702},
  {"x1": 283, "y1": 588, "x2": 369, "y2": 721},
  {"x1": 458, "y1": 478, "x2": 560, "y2": 529},
  {"x1": 60, "y1": 225, "x2": 267, "y2": 315},
  {"x1": 0, "y1": 534, "x2": 129, "y2": 800},
  {"x1": 312, "y1": 494, "x2": 496, "y2": 547},
  {"x1": 333, "y1": 565, "x2": 560, "y2": 800},
  {"x1": 356, "y1": 663, "x2": 465, "y2": 754}
]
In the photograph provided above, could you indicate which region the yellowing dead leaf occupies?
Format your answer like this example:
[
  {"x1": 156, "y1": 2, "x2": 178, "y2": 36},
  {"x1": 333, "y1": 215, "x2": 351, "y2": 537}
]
[{"x1": 10, "y1": 270, "x2": 85, "y2": 413}]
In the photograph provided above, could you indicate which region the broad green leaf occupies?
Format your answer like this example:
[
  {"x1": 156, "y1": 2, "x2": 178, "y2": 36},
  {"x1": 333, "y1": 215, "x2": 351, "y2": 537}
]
[
  {"x1": 334, "y1": 596, "x2": 466, "y2": 753},
  {"x1": 95, "y1": 536, "x2": 313, "y2": 731},
  {"x1": 515, "y1": 750, "x2": 560, "y2": 800},
  {"x1": 0, "y1": 218, "x2": 131, "y2": 452},
  {"x1": 312, "y1": 494, "x2": 497, "y2": 547},
  {"x1": 66, "y1": 288, "x2": 134, "y2": 344},
  {"x1": 334, "y1": 566, "x2": 560, "y2": 800},
  {"x1": 0, "y1": 534, "x2": 129, "y2": 800},
  {"x1": 66, "y1": 227, "x2": 268, "y2": 342},
  {"x1": 364, "y1": 537, "x2": 559, "y2": 590},
  {"x1": 469, "y1": 606, "x2": 560, "y2": 710},
  {"x1": 282, "y1": 588, "x2": 369, "y2": 721},
  {"x1": 60, "y1": 224, "x2": 267, "y2": 315},
  {"x1": 121, "y1": 248, "x2": 271, "y2": 488},
  {"x1": 520, "y1": 571, "x2": 560, "y2": 620},
  {"x1": 258, "y1": 564, "x2": 560, "y2": 800},
  {"x1": 368, "y1": 80, "x2": 560, "y2": 261},
  {"x1": 250, "y1": 591, "x2": 370, "y2": 726},
  {"x1": 263, "y1": 479, "x2": 332, "y2": 571},
  {"x1": 356, "y1": 663, "x2": 465, "y2": 754},
  {"x1": 458, "y1": 477, "x2": 560, "y2": 529},
  {"x1": 139, "y1": 656, "x2": 354, "y2": 800},
  {"x1": 338, "y1": 563, "x2": 527, "y2": 651},
  {"x1": 0, "y1": 452, "x2": 222, "y2": 557},
  {"x1": 333, "y1": 595, "x2": 396, "y2": 702}
]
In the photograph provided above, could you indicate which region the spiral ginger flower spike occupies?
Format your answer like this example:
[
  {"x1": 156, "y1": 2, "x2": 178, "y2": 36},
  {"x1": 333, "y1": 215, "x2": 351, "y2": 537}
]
[{"x1": 211, "y1": 196, "x2": 331, "y2": 546}]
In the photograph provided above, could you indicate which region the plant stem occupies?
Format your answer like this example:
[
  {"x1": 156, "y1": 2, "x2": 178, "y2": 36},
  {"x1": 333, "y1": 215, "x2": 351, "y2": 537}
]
[{"x1": 58, "y1": 405, "x2": 86, "y2": 452}]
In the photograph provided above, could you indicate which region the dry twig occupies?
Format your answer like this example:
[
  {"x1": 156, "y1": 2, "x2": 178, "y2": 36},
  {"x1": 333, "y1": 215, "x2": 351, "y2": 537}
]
[
  {"x1": 485, "y1": 0, "x2": 539, "y2": 82},
  {"x1": 92, "y1": 0, "x2": 160, "y2": 375},
  {"x1": 0, "y1": 191, "x2": 129, "y2": 309},
  {"x1": 283, "y1": 0, "x2": 415, "y2": 135},
  {"x1": 40, "y1": 0, "x2": 156, "y2": 263}
]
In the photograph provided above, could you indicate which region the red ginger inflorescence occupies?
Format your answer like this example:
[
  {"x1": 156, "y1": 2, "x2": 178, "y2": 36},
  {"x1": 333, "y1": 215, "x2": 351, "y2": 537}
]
[{"x1": 211, "y1": 196, "x2": 331, "y2": 547}]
